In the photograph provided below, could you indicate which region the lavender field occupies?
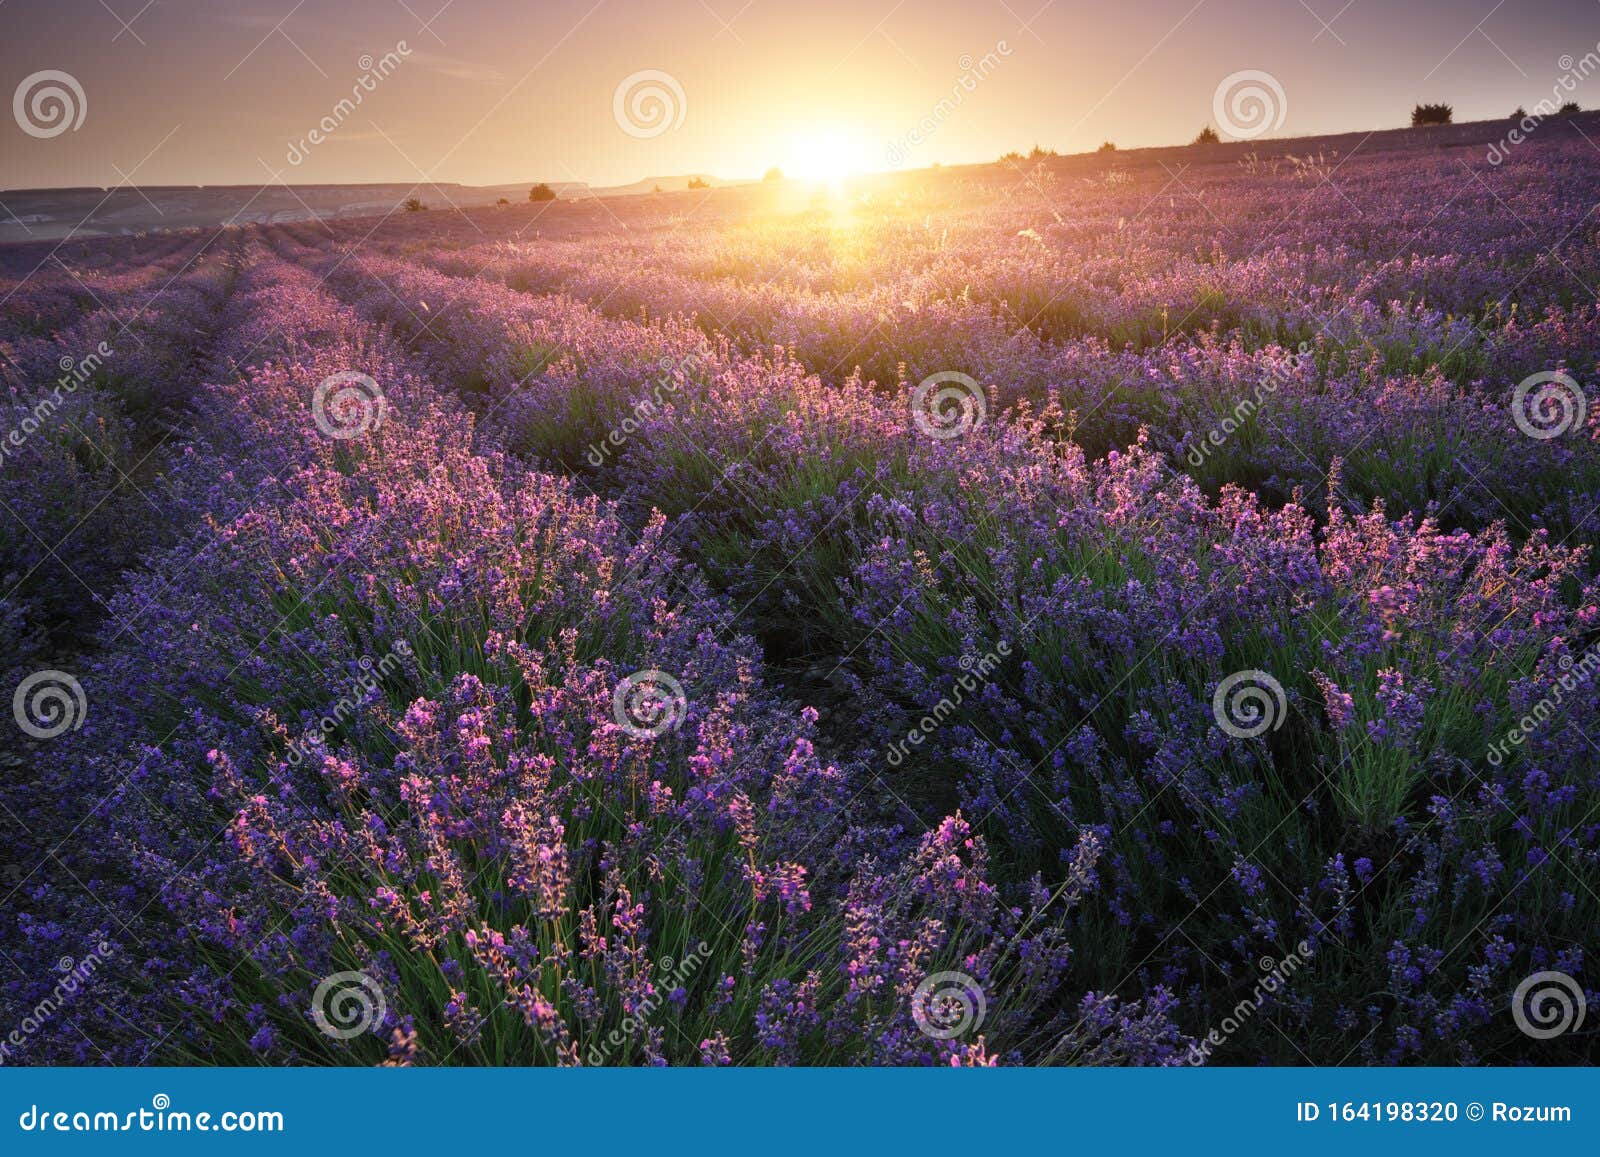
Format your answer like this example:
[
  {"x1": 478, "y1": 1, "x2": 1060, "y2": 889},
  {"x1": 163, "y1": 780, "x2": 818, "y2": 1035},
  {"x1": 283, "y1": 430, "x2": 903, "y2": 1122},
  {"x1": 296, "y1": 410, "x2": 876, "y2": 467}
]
[{"x1": 2, "y1": 116, "x2": 1598, "y2": 1067}]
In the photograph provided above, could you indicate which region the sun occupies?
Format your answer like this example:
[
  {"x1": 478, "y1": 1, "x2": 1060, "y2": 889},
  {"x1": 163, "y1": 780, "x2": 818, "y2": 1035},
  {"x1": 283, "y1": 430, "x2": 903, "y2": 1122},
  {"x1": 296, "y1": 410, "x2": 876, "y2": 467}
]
[{"x1": 782, "y1": 127, "x2": 873, "y2": 185}]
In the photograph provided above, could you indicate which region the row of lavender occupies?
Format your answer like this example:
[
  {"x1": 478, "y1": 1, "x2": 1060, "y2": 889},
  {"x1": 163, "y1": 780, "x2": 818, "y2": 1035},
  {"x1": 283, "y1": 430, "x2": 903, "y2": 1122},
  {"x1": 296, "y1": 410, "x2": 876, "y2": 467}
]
[
  {"x1": 349, "y1": 142, "x2": 1600, "y2": 540},
  {"x1": 0, "y1": 236, "x2": 239, "y2": 667},
  {"x1": 301, "y1": 237, "x2": 1598, "y2": 1063},
  {"x1": 337, "y1": 134, "x2": 1600, "y2": 341},
  {"x1": 2, "y1": 128, "x2": 1597, "y2": 1064},
  {"x1": 1, "y1": 250, "x2": 1182, "y2": 1065}
]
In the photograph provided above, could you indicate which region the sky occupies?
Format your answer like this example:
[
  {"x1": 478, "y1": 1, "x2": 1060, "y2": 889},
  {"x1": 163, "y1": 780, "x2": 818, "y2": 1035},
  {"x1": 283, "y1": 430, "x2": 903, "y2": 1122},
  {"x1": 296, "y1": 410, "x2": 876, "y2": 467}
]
[{"x1": 1, "y1": 0, "x2": 1597, "y2": 191}]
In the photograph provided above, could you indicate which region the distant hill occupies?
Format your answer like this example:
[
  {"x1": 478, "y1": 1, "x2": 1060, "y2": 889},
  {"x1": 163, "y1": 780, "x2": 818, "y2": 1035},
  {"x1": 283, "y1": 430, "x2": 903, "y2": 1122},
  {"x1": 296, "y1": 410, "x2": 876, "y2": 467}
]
[
  {"x1": 0, "y1": 173, "x2": 752, "y2": 242},
  {"x1": 11, "y1": 108, "x2": 1596, "y2": 244}
]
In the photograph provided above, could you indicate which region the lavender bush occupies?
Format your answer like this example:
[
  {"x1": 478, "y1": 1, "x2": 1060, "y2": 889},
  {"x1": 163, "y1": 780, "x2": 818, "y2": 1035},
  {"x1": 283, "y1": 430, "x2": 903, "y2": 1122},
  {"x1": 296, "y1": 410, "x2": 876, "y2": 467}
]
[{"x1": 2, "y1": 121, "x2": 1597, "y2": 1066}]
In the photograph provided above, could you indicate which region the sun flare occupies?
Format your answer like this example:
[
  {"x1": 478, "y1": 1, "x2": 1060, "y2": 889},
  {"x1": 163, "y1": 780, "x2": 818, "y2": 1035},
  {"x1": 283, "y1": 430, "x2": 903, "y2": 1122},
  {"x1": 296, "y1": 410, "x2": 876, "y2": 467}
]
[{"x1": 782, "y1": 127, "x2": 873, "y2": 184}]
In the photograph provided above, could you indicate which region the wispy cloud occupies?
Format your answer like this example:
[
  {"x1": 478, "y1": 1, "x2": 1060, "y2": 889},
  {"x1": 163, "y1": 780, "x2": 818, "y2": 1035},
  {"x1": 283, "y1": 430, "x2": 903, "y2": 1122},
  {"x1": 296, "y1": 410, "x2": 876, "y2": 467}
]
[{"x1": 404, "y1": 49, "x2": 507, "y2": 86}]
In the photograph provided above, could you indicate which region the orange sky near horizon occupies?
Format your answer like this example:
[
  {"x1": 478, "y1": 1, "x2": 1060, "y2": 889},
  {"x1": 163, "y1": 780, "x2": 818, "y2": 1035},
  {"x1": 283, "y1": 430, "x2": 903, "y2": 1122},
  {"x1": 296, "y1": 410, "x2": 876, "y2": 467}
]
[{"x1": 2, "y1": 0, "x2": 1597, "y2": 191}]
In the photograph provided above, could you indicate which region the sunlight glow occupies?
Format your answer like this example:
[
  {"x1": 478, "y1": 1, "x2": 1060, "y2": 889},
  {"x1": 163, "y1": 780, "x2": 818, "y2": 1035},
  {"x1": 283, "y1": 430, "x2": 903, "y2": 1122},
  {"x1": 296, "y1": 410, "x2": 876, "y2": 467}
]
[{"x1": 782, "y1": 127, "x2": 873, "y2": 184}]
